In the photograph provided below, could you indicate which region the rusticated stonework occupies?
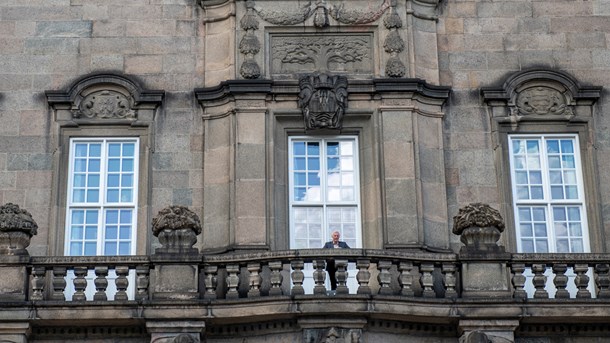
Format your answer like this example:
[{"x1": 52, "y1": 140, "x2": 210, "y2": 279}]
[
  {"x1": 299, "y1": 73, "x2": 348, "y2": 130},
  {"x1": 270, "y1": 34, "x2": 373, "y2": 75},
  {"x1": 513, "y1": 86, "x2": 572, "y2": 116},
  {"x1": 72, "y1": 90, "x2": 136, "y2": 119}
]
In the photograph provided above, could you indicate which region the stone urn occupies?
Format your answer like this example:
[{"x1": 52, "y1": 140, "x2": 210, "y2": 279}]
[
  {"x1": 152, "y1": 205, "x2": 202, "y2": 255},
  {"x1": 452, "y1": 203, "x2": 505, "y2": 254},
  {"x1": 0, "y1": 203, "x2": 38, "y2": 256}
]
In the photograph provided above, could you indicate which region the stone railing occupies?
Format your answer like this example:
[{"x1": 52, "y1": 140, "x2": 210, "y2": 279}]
[
  {"x1": 510, "y1": 254, "x2": 610, "y2": 299},
  {"x1": 18, "y1": 251, "x2": 610, "y2": 302}
]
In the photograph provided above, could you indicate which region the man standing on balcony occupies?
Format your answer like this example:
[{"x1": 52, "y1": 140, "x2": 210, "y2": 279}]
[{"x1": 323, "y1": 231, "x2": 350, "y2": 291}]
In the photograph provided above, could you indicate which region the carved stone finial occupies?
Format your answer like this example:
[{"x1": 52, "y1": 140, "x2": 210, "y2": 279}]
[
  {"x1": 298, "y1": 73, "x2": 348, "y2": 130},
  {"x1": 239, "y1": 0, "x2": 261, "y2": 79},
  {"x1": 0, "y1": 203, "x2": 38, "y2": 256},
  {"x1": 453, "y1": 203, "x2": 505, "y2": 253},
  {"x1": 152, "y1": 206, "x2": 202, "y2": 255},
  {"x1": 383, "y1": 3, "x2": 406, "y2": 77}
]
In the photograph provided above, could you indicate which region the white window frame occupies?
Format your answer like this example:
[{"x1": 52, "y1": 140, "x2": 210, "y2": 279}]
[
  {"x1": 288, "y1": 136, "x2": 362, "y2": 249},
  {"x1": 64, "y1": 137, "x2": 139, "y2": 256},
  {"x1": 508, "y1": 134, "x2": 590, "y2": 253}
]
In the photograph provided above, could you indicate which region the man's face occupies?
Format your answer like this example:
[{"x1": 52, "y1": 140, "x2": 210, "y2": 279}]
[{"x1": 332, "y1": 232, "x2": 340, "y2": 242}]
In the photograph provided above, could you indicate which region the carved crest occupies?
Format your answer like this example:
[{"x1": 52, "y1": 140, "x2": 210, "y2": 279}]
[
  {"x1": 298, "y1": 73, "x2": 348, "y2": 130},
  {"x1": 514, "y1": 86, "x2": 571, "y2": 116},
  {"x1": 73, "y1": 90, "x2": 136, "y2": 119}
]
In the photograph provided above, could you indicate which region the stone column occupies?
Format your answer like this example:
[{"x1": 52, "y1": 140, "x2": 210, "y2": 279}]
[
  {"x1": 147, "y1": 321, "x2": 206, "y2": 343},
  {"x1": 150, "y1": 206, "x2": 202, "y2": 300},
  {"x1": 453, "y1": 203, "x2": 512, "y2": 298}
]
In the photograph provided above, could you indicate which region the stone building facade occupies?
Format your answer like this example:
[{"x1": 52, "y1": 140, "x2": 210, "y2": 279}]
[{"x1": 1, "y1": 0, "x2": 610, "y2": 342}]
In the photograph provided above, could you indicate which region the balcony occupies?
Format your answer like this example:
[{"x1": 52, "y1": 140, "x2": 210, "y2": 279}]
[{"x1": 2, "y1": 203, "x2": 610, "y2": 342}]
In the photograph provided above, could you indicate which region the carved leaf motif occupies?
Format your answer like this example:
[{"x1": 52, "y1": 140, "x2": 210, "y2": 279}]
[
  {"x1": 515, "y1": 86, "x2": 568, "y2": 116},
  {"x1": 73, "y1": 90, "x2": 136, "y2": 119},
  {"x1": 274, "y1": 36, "x2": 370, "y2": 71},
  {"x1": 329, "y1": 0, "x2": 391, "y2": 25},
  {"x1": 255, "y1": 2, "x2": 313, "y2": 25}
]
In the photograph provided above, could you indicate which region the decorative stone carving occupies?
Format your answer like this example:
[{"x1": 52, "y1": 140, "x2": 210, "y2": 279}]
[
  {"x1": 298, "y1": 73, "x2": 348, "y2": 130},
  {"x1": 152, "y1": 206, "x2": 202, "y2": 254},
  {"x1": 271, "y1": 34, "x2": 372, "y2": 75},
  {"x1": 459, "y1": 331, "x2": 513, "y2": 343},
  {"x1": 383, "y1": 1, "x2": 406, "y2": 77},
  {"x1": 304, "y1": 327, "x2": 362, "y2": 343},
  {"x1": 72, "y1": 89, "x2": 136, "y2": 119},
  {"x1": 513, "y1": 86, "x2": 572, "y2": 116},
  {"x1": 254, "y1": 0, "x2": 391, "y2": 27},
  {"x1": 239, "y1": 0, "x2": 261, "y2": 79},
  {"x1": 452, "y1": 203, "x2": 505, "y2": 253},
  {"x1": 329, "y1": 0, "x2": 391, "y2": 24},
  {"x1": 0, "y1": 203, "x2": 38, "y2": 256}
]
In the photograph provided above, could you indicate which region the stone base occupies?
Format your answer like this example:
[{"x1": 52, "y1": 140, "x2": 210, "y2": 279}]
[
  {"x1": 461, "y1": 262, "x2": 512, "y2": 299},
  {"x1": 0, "y1": 322, "x2": 30, "y2": 343},
  {"x1": 152, "y1": 264, "x2": 199, "y2": 300},
  {"x1": 0, "y1": 265, "x2": 28, "y2": 301}
]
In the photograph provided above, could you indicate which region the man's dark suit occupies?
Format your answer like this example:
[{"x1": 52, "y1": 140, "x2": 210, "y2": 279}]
[{"x1": 322, "y1": 241, "x2": 350, "y2": 290}]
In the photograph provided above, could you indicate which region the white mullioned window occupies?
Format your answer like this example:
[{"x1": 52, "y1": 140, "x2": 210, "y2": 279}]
[
  {"x1": 65, "y1": 138, "x2": 139, "y2": 256},
  {"x1": 289, "y1": 136, "x2": 361, "y2": 249},
  {"x1": 509, "y1": 134, "x2": 590, "y2": 253}
]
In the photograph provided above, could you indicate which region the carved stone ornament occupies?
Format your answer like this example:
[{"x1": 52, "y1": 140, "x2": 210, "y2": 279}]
[
  {"x1": 513, "y1": 86, "x2": 572, "y2": 116},
  {"x1": 271, "y1": 34, "x2": 372, "y2": 75},
  {"x1": 253, "y1": 0, "x2": 391, "y2": 27},
  {"x1": 0, "y1": 203, "x2": 38, "y2": 256},
  {"x1": 152, "y1": 205, "x2": 202, "y2": 254},
  {"x1": 239, "y1": 0, "x2": 262, "y2": 79},
  {"x1": 304, "y1": 327, "x2": 362, "y2": 343},
  {"x1": 151, "y1": 334, "x2": 197, "y2": 343},
  {"x1": 72, "y1": 90, "x2": 136, "y2": 119},
  {"x1": 299, "y1": 73, "x2": 348, "y2": 130},
  {"x1": 453, "y1": 203, "x2": 505, "y2": 252},
  {"x1": 459, "y1": 331, "x2": 512, "y2": 343},
  {"x1": 383, "y1": 1, "x2": 406, "y2": 77}
]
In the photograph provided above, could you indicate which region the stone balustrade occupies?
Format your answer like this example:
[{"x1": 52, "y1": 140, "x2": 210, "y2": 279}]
[{"x1": 9, "y1": 251, "x2": 610, "y2": 302}]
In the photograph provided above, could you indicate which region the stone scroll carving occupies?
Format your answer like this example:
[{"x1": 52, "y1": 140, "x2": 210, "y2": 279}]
[
  {"x1": 298, "y1": 73, "x2": 348, "y2": 130},
  {"x1": 271, "y1": 34, "x2": 373, "y2": 75},
  {"x1": 73, "y1": 90, "x2": 136, "y2": 119},
  {"x1": 513, "y1": 86, "x2": 572, "y2": 116},
  {"x1": 253, "y1": 0, "x2": 391, "y2": 28}
]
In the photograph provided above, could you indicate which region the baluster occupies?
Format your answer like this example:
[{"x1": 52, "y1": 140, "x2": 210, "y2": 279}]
[
  {"x1": 377, "y1": 260, "x2": 393, "y2": 295},
  {"x1": 226, "y1": 264, "x2": 240, "y2": 299},
  {"x1": 51, "y1": 267, "x2": 67, "y2": 301},
  {"x1": 290, "y1": 259, "x2": 305, "y2": 296},
  {"x1": 511, "y1": 263, "x2": 527, "y2": 299},
  {"x1": 203, "y1": 265, "x2": 218, "y2": 300},
  {"x1": 30, "y1": 267, "x2": 46, "y2": 301},
  {"x1": 356, "y1": 259, "x2": 371, "y2": 295},
  {"x1": 574, "y1": 264, "x2": 591, "y2": 299},
  {"x1": 552, "y1": 263, "x2": 569, "y2": 299},
  {"x1": 72, "y1": 266, "x2": 88, "y2": 301},
  {"x1": 114, "y1": 266, "x2": 129, "y2": 301},
  {"x1": 398, "y1": 261, "x2": 414, "y2": 297},
  {"x1": 247, "y1": 262, "x2": 262, "y2": 298},
  {"x1": 135, "y1": 265, "x2": 150, "y2": 301},
  {"x1": 595, "y1": 264, "x2": 610, "y2": 298},
  {"x1": 93, "y1": 266, "x2": 109, "y2": 301},
  {"x1": 442, "y1": 263, "x2": 458, "y2": 298},
  {"x1": 532, "y1": 264, "x2": 548, "y2": 299},
  {"x1": 268, "y1": 261, "x2": 283, "y2": 296},
  {"x1": 335, "y1": 259, "x2": 348, "y2": 295},
  {"x1": 420, "y1": 263, "x2": 435, "y2": 298},
  {"x1": 312, "y1": 259, "x2": 327, "y2": 295}
]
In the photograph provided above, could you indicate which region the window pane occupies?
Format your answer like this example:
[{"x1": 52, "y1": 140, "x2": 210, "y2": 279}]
[
  {"x1": 307, "y1": 142, "x2": 319, "y2": 155},
  {"x1": 340, "y1": 141, "x2": 353, "y2": 155},
  {"x1": 512, "y1": 140, "x2": 524, "y2": 154},
  {"x1": 565, "y1": 186, "x2": 578, "y2": 199},
  {"x1": 526, "y1": 140, "x2": 539, "y2": 153},
  {"x1": 119, "y1": 226, "x2": 131, "y2": 239},
  {"x1": 88, "y1": 174, "x2": 100, "y2": 187},
  {"x1": 293, "y1": 142, "x2": 305, "y2": 155},
  {"x1": 122, "y1": 159, "x2": 134, "y2": 172},
  {"x1": 105, "y1": 243, "x2": 116, "y2": 255},
  {"x1": 108, "y1": 144, "x2": 121, "y2": 157},
  {"x1": 75, "y1": 144, "x2": 88, "y2": 157},
  {"x1": 107, "y1": 189, "x2": 119, "y2": 202},
  {"x1": 71, "y1": 227, "x2": 83, "y2": 240},
  {"x1": 122, "y1": 143, "x2": 135, "y2": 157},
  {"x1": 571, "y1": 239, "x2": 584, "y2": 252},
  {"x1": 535, "y1": 240, "x2": 549, "y2": 253},
  {"x1": 119, "y1": 242, "x2": 131, "y2": 255},
  {"x1": 556, "y1": 239, "x2": 569, "y2": 253},
  {"x1": 547, "y1": 140, "x2": 559, "y2": 153},
  {"x1": 120, "y1": 210, "x2": 132, "y2": 224},
  {"x1": 86, "y1": 210, "x2": 98, "y2": 224},
  {"x1": 121, "y1": 190, "x2": 132, "y2": 202},
  {"x1": 84, "y1": 242, "x2": 96, "y2": 255},
  {"x1": 74, "y1": 159, "x2": 87, "y2": 172},
  {"x1": 567, "y1": 207, "x2": 581, "y2": 221},
  {"x1": 73, "y1": 174, "x2": 86, "y2": 187},
  {"x1": 326, "y1": 142, "x2": 339, "y2": 155},
  {"x1": 89, "y1": 144, "x2": 101, "y2": 157},
  {"x1": 521, "y1": 240, "x2": 534, "y2": 253},
  {"x1": 86, "y1": 189, "x2": 99, "y2": 202},
  {"x1": 520, "y1": 224, "x2": 532, "y2": 237},
  {"x1": 108, "y1": 159, "x2": 120, "y2": 172},
  {"x1": 308, "y1": 157, "x2": 320, "y2": 170},
  {"x1": 88, "y1": 159, "x2": 100, "y2": 172},
  {"x1": 72, "y1": 210, "x2": 84, "y2": 224},
  {"x1": 532, "y1": 208, "x2": 546, "y2": 221},
  {"x1": 106, "y1": 226, "x2": 117, "y2": 239},
  {"x1": 85, "y1": 226, "x2": 97, "y2": 239},
  {"x1": 530, "y1": 186, "x2": 543, "y2": 199},
  {"x1": 560, "y1": 140, "x2": 574, "y2": 153},
  {"x1": 70, "y1": 242, "x2": 83, "y2": 256},
  {"x1": 121, "y1": 174, "x2": 133, "y2": 187},
  {"x1": 294, "y1": 157, "x2": 306, "y2": 170}
]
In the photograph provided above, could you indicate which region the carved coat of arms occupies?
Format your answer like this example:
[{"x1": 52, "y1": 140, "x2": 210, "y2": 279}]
[{"x1": 298, "y1": 73, "x2": 348, "y2": 130}]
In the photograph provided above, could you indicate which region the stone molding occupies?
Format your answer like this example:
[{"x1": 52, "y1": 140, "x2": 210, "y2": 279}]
[
  {"x1": 46, "y1": 73, "x2": 164, "y2": 123},
  {"x1": 481, "y1": 69, "x2": 602, "y2": 123}
]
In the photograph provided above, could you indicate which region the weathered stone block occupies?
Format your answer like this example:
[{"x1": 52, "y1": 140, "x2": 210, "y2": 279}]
[{"x1": 35, "y1": 21, "x2": 92, "y2": 37}]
